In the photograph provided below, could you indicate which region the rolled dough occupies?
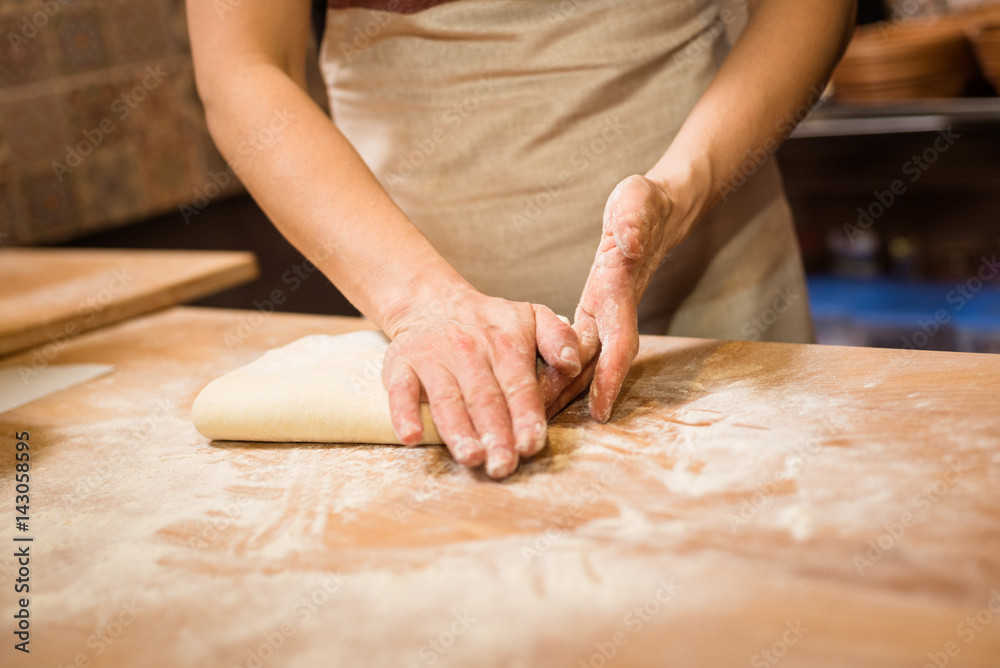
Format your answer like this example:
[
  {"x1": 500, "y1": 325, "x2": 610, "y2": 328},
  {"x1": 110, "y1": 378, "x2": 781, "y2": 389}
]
[{"x1": 191, "y1": 330, "x2": 442, "y2": 444}]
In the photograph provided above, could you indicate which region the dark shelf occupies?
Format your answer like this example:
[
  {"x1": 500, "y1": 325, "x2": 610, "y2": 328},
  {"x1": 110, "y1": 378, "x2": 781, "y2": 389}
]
[{"x1": 792, "y1": 98, "x2": 1000, "y2": 138}]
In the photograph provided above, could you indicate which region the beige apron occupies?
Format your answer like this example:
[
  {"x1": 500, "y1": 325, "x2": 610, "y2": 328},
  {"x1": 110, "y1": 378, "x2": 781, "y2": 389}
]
[{"x1": 319, "y1": 0, "x2": 814, "y2": 343}]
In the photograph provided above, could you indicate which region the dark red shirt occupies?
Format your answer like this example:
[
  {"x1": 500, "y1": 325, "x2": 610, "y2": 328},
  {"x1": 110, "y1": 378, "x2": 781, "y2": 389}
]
[{"x1": 327, "y1": 0, "x2": 459, "y2": 13}]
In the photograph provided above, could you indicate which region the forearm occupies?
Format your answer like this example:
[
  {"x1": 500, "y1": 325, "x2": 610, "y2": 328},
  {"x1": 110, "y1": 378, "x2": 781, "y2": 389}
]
[
  {"x1": 200, "y1": 65, "x2": 470, "y2": 334},
  {"x1": 648, "y1": 0, "x2": 856, "y2": 217}
]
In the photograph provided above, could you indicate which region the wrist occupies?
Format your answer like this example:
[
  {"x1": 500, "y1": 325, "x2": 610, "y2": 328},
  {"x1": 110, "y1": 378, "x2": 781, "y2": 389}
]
[
  {"x1": 645, "y1": 150, "x2": 714, "y2": 234},
  {"x1": 378, "y1": 270, "x2": 477, "y2": 339}
]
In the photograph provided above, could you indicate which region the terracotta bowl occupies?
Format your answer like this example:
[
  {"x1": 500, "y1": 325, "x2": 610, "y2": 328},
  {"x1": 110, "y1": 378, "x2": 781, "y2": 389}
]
[
  {"x1": 832, "y1": 17, "x2": 976, "y2": 102},
  {"x1": 967, "y1": 16, "x2": 1000, "y2": 91}
]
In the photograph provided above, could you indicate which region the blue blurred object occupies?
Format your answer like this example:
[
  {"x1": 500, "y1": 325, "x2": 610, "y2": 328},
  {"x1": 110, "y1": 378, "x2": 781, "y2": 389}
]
[
  {"x1": 807, "y1": 276, "x2": 1000, "y2": 352},
  {"x1": 954, "y1": 289, "x2": 1000, "y2": 354},
  {"x1": 806, "y1": 277, "x2": 874, "y2": 347}
]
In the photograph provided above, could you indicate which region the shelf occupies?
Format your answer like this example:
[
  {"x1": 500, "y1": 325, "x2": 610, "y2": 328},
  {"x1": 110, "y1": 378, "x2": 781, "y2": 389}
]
[{"x1": 791, "y1": 97, "x2": 1000, "y2": 138}]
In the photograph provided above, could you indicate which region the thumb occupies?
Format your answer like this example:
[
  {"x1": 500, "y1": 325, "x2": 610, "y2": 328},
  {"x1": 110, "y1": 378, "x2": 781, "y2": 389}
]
[{"x1": 604, "y1": 175, "x2": 671, "y2": 260}]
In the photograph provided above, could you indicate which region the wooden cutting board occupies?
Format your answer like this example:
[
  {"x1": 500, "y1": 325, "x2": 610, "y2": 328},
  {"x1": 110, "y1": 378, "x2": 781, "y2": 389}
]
[
  {"x1": 1, "y1": 306, "x2": 998, "y2": 667},
  {"x1": 0, "y1": 248, "x2": 258, "y2": 358}
]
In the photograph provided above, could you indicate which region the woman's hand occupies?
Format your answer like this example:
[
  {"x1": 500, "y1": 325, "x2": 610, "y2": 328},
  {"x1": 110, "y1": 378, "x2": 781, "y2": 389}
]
[
  {"x1": 542, "y1": 174, "x2": 700, "y2": 422},
  {"x1": 381, "y1": 284, "x2": 581, "y2": 479},
  {"x1": 540, "y1": 0, "x2": 855, "y2": 423}
]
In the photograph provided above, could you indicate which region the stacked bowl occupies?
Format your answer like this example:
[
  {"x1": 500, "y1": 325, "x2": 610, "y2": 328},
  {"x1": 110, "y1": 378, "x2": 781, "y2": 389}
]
[{"x1": 832, "y1": 16, "x2": 976, "y2": 102}]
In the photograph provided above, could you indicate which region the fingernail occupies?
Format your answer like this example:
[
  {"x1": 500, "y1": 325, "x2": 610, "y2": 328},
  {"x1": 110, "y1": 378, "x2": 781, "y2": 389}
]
[
  {"x1": 397, "y1": 421, "x2": 421, "y2": 444},
  {"x1": 589, "y1": 392, "x2": 612, "y2": 424},
  {"x1": 516, "y1": 422, "x2": 546, "y2": 457},
  {"x1": 514, "y1": 429, "x2": 529, "y2": 455},
  {"x1": 486, "y1": 450, "x2": 518, "y2": 479},
  {"x1": 560, "y1": 346, "x2": 581, "y2": 374},
  {"x1": 532, "y1": 421, "x2": 547, "y2": 453},
  {"x1": 453, "y1": 437, "x2": 482, "y2": 464}
]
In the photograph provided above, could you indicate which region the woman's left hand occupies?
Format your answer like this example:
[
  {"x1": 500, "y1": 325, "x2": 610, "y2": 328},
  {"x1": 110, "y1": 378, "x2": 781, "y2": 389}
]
[
  {"x1": 538, "y1": 0, "x2": 856, "y2": 425},
  {"x1": 540, "y1": 173, "x2": 699, "y2": 422}
]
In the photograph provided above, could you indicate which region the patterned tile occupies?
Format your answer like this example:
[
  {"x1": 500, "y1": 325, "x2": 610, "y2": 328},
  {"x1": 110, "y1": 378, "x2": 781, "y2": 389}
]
[
  {"x1": 0, "y1": 94, "x2": 71, "y2": 162},
  {"x1": 4, "y1": 0, "x2": 251, "y2": 243},
  {"x1": 0, "y1": 8, "x2": 52, "y2": 86},
  {"x1": 108, "y1": 0, "x2": 171, "y2": 63},
  {"x1": 2, "y1": 1, "x2": 41, "y2": 10},
  {"x1": 72, "y1": 143, "x2": 142, "y2": 230},
  {"x1": 162, "y1": 0, "x2": 190, "y2": 51},
  {"x1": 0, "y1": 119, "x2": 11, "y2": 168},
  {"x1": 128, "y1": 61, "x2": 183, "y2": 137},
  {"x1": 196, "y1": 127, "x2": 234, "y2": 180},
  {"x1": 21, "y1": 160, "x2": 80, "y2": 242},
  {"x1": 65, "y1": 81, "x2": 126, "y2": 148},
  {"x1": 136, "y1": 126, "x2": 198, "y2": 211},
  {"x1": 0, "y1": 166, "x2": 28, "y2": 243},
  {"x1": 172, "y1": 65, "x2": 204, "y2": 125},
  {"x1": 53, "y1": 4, "x2": 112, "y2": 75},
  {"x1": 113, "y1": 63, "x2": 181, "y2": 142}
]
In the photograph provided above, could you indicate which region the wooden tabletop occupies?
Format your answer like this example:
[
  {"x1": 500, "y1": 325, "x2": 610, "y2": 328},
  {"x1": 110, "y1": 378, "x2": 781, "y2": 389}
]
[
  {"x1": 0, "y1": 248, "x2": 258, "y2": 358},
  {"x1": 2, "y1": 306, "x2": 998, "y2": 667}
]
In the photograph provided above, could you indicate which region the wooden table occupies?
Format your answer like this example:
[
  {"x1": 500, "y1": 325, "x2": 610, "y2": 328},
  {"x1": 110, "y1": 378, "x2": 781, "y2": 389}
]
[
  {"x1": 2, "y1": 307, "x2": 998, "y2": 667},
  {"x1": 0, "y1": 248, "x2": 258, "y2": 358}
]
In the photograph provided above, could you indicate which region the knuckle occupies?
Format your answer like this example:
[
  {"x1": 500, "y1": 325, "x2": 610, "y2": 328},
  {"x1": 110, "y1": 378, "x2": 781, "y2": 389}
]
[
  {"x1": 514, "y1": 300, "x2": 535, "y2": 318},
  {"x1": 502, "y1": 374, "x2": 539, "y2": 399},
  {"x1": 430, "y1": 386, "x2": 464, "y2": 408},
  {"x1": 442, "y1": 433, "x2": 473, "y2": 453},
  {"x1": 381, "y1": 351, "x2": 401, "y2": 379},
  {"x1": 388, "y1": 375, "x2": 414, "y2": 396},
  {"x1": 387, "y1": 363, "x2": 413, "y2": 384},
  {"x1": 494, "y1": 331, "x2": 532, "y2": 358},
  {"x1": 466, "y1": 387, "x2": 502, "y2": 412},
  {"x1": 450, "y1": 332, "x2": 478, "y2": 356},
  {"x1": 481, "y1": 427, "x2": 514, "y2": 450}
]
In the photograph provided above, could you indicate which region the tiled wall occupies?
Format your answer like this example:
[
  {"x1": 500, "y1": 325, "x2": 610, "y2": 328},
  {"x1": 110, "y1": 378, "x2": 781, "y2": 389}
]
[{"x1": 0, "y1": 0, "x2": 242, "y2": 245}]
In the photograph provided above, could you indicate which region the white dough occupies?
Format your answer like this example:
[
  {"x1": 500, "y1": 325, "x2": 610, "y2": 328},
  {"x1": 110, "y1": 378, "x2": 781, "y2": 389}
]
[{"x1": 191, "y1": 330, "x2": 442, "y2": 444}]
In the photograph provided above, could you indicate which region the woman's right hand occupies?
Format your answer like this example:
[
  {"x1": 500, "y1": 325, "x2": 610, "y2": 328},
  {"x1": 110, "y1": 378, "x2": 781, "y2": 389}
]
[{"x1": 381, "y1": 282, "x2": 582, "y2": 479}]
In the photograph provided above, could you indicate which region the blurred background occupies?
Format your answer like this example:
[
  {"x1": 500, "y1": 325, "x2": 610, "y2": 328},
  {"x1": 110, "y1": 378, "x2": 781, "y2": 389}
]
[{"x1": 1, "y1": 0, "x2": 999, "y2": 352}]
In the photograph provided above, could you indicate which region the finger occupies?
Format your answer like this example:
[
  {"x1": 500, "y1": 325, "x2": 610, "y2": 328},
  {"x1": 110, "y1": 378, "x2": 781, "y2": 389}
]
[
  {"x1": 451, "y1": 352, "x2": 518, "y2": 478},
  {"x1": 605, "y1": 175, "x2": 670, "y2": 260},
  {"x1": 384, "y1": 359, "x2": 423, "y2": 446},
  {"x1": 493, "y1": 340, "x2": 548, "y2": 460},
  {"x1": 573, "y1": 311, "x2": 602, "y2": 358},
  {"x1": 589, "y1": 303, "x2": 639, "y2": 423},
  {"x1": 541, "y1": 316, "x2": 600, "y2": 408},
  {"x1": 532, "y1": 304, "x2": 581, "y2": 376},
  {"x1": 546, "y1": 356, "x2": 597, "y2": 420},
  {"x1": 539, "y1": 363, "x2": 568, "y2": 408},
  {"x1": 420, "y1": 363, "x2": 486, "y2": 468}
]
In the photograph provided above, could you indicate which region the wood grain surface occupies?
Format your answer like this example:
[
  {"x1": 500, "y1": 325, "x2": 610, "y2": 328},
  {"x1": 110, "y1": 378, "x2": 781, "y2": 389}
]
[
  {"x1": 1, "y1": 306, "x2": 998, "y2": 668},
  {"x1": 0, "y1": 248, "x2": 258, "y2": 358}
]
